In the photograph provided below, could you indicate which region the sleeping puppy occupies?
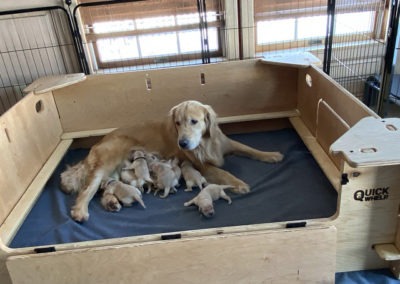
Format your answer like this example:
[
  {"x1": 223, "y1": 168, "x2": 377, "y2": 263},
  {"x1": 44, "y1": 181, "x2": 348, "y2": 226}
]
[
  {"x1": 100, "y1": 178, "x2": 146, "y2": 211},
  {"x1": 181, "y1": 160, "x2": 207, "y2": 191},
  {"x1": 101, "y1": 192, "x2": 122, "y2": 212},
  {"x1": 148, "y1": 160, "x2": 179, "y2": 198},
  {"x1": 184, "y1": 184, "x2": 232, "y2": 217}
]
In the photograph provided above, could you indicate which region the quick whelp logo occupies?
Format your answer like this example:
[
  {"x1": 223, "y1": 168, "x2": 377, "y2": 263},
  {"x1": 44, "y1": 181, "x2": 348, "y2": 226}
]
[{"x1": 354, "y1": 187, "x2": 389, "y2": 201}]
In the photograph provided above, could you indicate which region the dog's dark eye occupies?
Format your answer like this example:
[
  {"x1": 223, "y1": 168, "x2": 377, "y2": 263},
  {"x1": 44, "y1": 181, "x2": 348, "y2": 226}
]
[
  {"x1": 190, "y1": 119, "x2": 198, "y2": 125},
  {"x1": 175, "y1": 121, "x2": 181, "y2": 126}
]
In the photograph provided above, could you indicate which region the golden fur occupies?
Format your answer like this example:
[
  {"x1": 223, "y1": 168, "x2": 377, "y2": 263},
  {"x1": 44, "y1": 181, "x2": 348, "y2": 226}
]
[
  {"x1": 61, "y1": 100, "x2": 283, "y2": 222},
  {"x1": 184, "y1": 184, "x2": 233, "y2": 217}
]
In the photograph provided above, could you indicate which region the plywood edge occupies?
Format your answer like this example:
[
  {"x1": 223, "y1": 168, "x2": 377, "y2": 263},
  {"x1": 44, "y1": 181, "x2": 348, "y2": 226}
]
[
  {"x1": 23, "y1": 73, "x2": 86, "y2": 95},
  {"x1": 62, "y1": 111, "x2": 300, "y2": 139},
  {"x1": 217, "y1": 110, "x2": 299, "y2": 124},
  {"x1": 290, "y1": 116, "x2": 341, "y2": 191},
  {"x1": 330, "y1": 117, "x2": 400, "y2": 167},
  {"x1": 9, "y1": 225, "x2": 336, "y2": 257},
  {"x1": 375, "y1": 244, "x2": 400, "y2": 261},
  {"x1": 0, "y1": 139, "x2": 73, "y2": 245},
  {"x1": 6, "y1": 218, "x2": 334, "y2": 256},
  {"x1": 61, "y1": 128, "x2": 117, "y2": 140},
  {"x1": 259, "y1": 51, "x2": 321, "y2": 68},
  {"x1": 5, "y1": 225, "x2": 336, "y2": 284}
]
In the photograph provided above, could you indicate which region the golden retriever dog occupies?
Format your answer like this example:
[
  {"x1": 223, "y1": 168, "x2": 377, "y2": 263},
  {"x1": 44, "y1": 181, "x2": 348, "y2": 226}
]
[
  {"x1": 184, "y1": 184, "x2": 232, "y2": 217},
  {"x1": 62, "y1": 100, "x2": 283, "y2": 222}
]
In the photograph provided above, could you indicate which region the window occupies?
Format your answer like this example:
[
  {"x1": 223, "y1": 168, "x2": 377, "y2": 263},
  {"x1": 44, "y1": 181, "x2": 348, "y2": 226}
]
[
  {"x1": 78, "y1": 0, "x2": 223, "y2": 70},
  {"x1": 254, "y1": 0, "x2": 387, "y2": 53},
  {"x1": 256, "y1": 11, "x2": 375, "y2": 45},
  {"x1": 92, "y1": 13, "x2": 219, "y2": 63}
]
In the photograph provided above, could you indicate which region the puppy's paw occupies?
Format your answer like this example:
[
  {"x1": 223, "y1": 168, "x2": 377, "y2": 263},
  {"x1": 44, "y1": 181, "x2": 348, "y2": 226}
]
[
  {"x1": 71, "y1": 206, "x2": 89, "y2": 222},
  {"x1": 261, "y1": 151, "x2": 284, "y2": 163}
]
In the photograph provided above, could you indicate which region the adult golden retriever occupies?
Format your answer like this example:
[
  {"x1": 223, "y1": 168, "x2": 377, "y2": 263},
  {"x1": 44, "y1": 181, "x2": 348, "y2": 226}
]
[{"x1": 61, "y1": 100, "x2": 283, "y2": 222}]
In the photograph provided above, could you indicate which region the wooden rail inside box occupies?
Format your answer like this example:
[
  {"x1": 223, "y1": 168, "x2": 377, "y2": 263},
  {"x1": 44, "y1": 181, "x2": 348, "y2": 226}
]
[{"x1": 1, "y1": 59, "x2": 400, "y2": 283}]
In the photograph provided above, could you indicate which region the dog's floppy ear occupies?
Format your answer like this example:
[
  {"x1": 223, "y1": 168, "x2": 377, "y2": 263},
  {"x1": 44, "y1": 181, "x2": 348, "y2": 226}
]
[
  {"x1": 168, "y1": 105, "x2": 178, "y2": 134},
  {"x1": 203, "y1": 104, "x2": 217, "y2": 138}
]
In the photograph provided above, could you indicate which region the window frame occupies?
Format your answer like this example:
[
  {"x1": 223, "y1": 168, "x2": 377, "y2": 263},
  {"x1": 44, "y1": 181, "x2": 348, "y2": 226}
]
[
  {"x1": 77, "y1": 0, "x2": 224, "y2": 70},
  {"x1": 253, "y1": 0, "x2": 389, "y2": 53}
]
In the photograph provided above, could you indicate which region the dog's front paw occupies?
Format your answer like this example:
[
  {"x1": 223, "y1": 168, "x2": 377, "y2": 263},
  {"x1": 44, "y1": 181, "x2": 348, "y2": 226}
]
[
  {"x1": 261, "y1": 151, "x2": 284, "y2": 163},
  {"x1": 71, "y1": 206, "x2": 89, "y2": 222},
  {"x1": 230, "y1": 182, "x2": 250, "y2": 194}
]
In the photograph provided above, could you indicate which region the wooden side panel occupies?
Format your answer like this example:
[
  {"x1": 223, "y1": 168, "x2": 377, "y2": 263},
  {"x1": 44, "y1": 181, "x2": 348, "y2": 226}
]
[
  {"x1": 0, "y1": 92, "x2": 62, "y2": 225},
  {"x1": 290, "y1": 117, "x2": 341, "y2": 191},
  {"x1": 297, "y1": 66, "x2": 376, "y2": 137},
  {"x1": 53, "y1": 60, "x2": 299, "y2": 132},
  {"x1": 6, "y1": 226, "x2": 336, "y2": 284},
  {"x1": 316, "y1": 100, "x2": 350, "y2": 169},
  {"x1": 335, "y1": 164, "x2": 400, "y2": 272},
  {"x1": 0, "y1": 140, "x2": 72, "y2": 245}
]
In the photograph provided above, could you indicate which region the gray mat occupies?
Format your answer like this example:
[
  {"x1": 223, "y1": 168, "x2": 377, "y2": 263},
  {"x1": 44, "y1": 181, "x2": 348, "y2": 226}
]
[{"x1": 10, "y1": 128, "x2": 337, "y2": 248}]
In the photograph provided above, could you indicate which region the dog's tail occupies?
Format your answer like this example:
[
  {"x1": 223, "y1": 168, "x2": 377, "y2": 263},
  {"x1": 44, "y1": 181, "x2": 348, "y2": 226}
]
[{"x1": 60, "y1": 161, "x2": 87, "y2": 194}]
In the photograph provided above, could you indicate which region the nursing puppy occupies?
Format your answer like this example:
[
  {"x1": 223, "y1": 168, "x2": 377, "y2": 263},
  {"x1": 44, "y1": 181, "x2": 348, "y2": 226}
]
[
  {"x1": 124, "y1": 150, "x2": 153, "y2": 192},
  {"x1": 100, "y1": 178, "x2": 146, "y2": 211},
  {"x1": 63, "y1": 100, "x2": 283, "y2": 222},
  {"x1": 170, "y1": 157, "x2": 182, "y2": 182},
  {"x1": 148, "y1": 160, "x2": 179, "y2": 198},
  {"x1": 184, "y1": 184, "x2": 232, "y2": 217},
  {"x1": 181, "y1": 160, "x2": 207, "y2": 191},
  {"x1": 120, "y1": 159, "x2": 138, "y2": 186}
]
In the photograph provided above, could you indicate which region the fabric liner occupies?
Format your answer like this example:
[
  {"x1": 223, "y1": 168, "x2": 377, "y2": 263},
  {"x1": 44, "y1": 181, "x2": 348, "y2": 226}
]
[{"x1": 10, "y1": 128, "x2": 338, "y2": 248}]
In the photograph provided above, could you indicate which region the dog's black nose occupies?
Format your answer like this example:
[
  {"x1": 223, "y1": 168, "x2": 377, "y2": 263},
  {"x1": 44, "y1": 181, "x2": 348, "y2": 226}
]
[{"x1": 179, "y1": 139, "x2": 189, "y2": 149}]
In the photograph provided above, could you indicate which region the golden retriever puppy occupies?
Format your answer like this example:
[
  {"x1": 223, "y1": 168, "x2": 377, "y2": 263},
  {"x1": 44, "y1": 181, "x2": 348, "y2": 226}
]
[
  {"x1": 120, "y1": 159, "x2": 138, "y2": 186},
  {"x1": 124, "y1": 150, "x2": 153, "y2": 192},
  {"x1": 148, "y1": 160, "x2": 179, "y2": 198},
  {"x1": 64, "y1": 100, "x2": 283, "y2": 222},
  {"x1": 181, "y1": 160, "x2": 207, "y2": 191},
  {"x1": 184, "y1": 184, "x2": 232, "y2": 217},
  {"x1": 100, "y1": 178, "x2": 146, "y2": 210},
  {"x1": 100, "y1": 192, "x2": 122, "y2": 212},
  {"x1": 170, "y1": 157, "x2": 182, "y2": 182}
]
